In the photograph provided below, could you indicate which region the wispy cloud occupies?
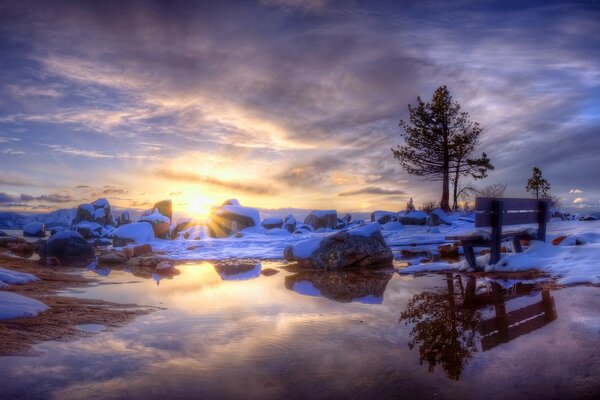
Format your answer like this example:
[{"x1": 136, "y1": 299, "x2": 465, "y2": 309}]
[
  {"x1": 155, "y1": 169, "x2": 278, "y2": 195},
  {"x1": 337, "y1": 187, "x2": 406, "y2": 197}
]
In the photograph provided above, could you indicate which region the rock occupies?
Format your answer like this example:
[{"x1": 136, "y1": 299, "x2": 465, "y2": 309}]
[
  {"x1": 214, "y1": 262, "x2": 262, "y2": 280},
  {"x1": 180, "y1": 225, "x2": 208, "y2": 240},
  {"x1": 371, "y1": 211, "x2": 397, "y2": 225},
  {"x1": 0, "y1": 236, "x2": 26, "y2": 247},
  {"x1": 139, "y1": 211, "x2": 171, "y2": 239},
  {"x1": 128, "y1": 255, "x2": 161, "y2": 267},
  {"x1": 116, "y1": 211, "x2": 131, "y2": 227},
  {"x1": 98, "y1": 252, "x2": 127, "y2": 264},
  {"x1": 39, "y1": 256, "x2": 61, "y2": 267},
  {"x1": 73, "y1": 203, "x2": 94, "y2": 224},
  {"x1": 172, "y1": 218, "x2": 193, "y2": 238},
  {"x1": 39, "y1": 230, "x2": 95, "y2": 266},
  {"x1": 293, "y1": 223, "x2": 313, "y2": 235},
  {"x1": 426, "y1": 208, "x2": 452, "y2": 226},
  {"x1": 23, "y1": 222, "x2": 46, "y2": 237},
  {"x1": 221, "y1": 199, "x2": 240, "y2": 206},
  {"x1": 72, "y1": 198, "x2": 114, "y2": 227},
  {"x1": 398, "y1": 211, "x2": 428, "y2": 225},
  {"x1": 207, "y1": 201, "x2": 260, "y2": 238},
  {"x1": 7, "y1": 241, "x2": 34, "y2": 258},
  {"x1": 93, "y1": 238, "x2": 112, "y2": 247},
  {"x1": 0, "y1": 230, "x2": 7, "y2": 237},
  {"x1": 284, "y1": 223, "x2": 393, "y2": 270},
  {"x1": 152, "y1": 200, "x2": 173, "y2": 223},
  {"x1": 261, "y1": 268, "x2": 280, "y2": 276},
  {"x1": 304, "y1": 210, "x2": 337, "y2": 230},
  {"x1": 580, "y1": 215, "x2": 597, "y2": 221},
  {"x1": 439, "y1": 244, "x2": 460, "y2": 258},
  {"x1": 50, "y1": 226, "x2": 66, "y2": 236},
  {"x1": 74, "y1": 221, "x2": 103, "y2": 239},
  {"x1": 262, "y1": 217, "x2": 283, "y2": 230},
  {"x1": 113, "y1": 222, "x2": 155, "y2": 247},
  {"x1": 284, "y1": 215, "x2": 297, "y2": 233}
]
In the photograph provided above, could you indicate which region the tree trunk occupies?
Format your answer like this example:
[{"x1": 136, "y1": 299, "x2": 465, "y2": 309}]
[
  {"x1": 441, "y1": 164, "x2": 450, "y2": 211},
  {"x1": 452, "y1": 163, "x2": 460, "y2": 210}
]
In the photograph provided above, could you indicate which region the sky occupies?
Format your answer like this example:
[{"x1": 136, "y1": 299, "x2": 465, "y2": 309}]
[{"x1": 0, "y1": 0, "x2": 599, "y2": 217}]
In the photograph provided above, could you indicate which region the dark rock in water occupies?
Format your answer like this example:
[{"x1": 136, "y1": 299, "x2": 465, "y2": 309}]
[
  {"x1": 39, "y1": 230, "x2": 95, "y2": 266},
  {"x1": 284, "y1": 223, "x2": 393, "y2": 270},
  {"x1": 214, "y1": 262, "x2": 261, "y2": 280},
  {"x1": 207, "y1": 201, "x2": 259, "y2": 238},
  {"x1": 285, "y1": 268, "x2": 393, "y2": 303},
  {"x1": 262, "y1": 217, "x2": 283, "y2": 230},
  {"x1": 426, "y1": 208, "x2": 452, "y2": 226},
  {"x1": 23, "y1": 222, "x2": 46, "y2": 237},
  {"x1": 304, "y1": 210, "x2": 337, "y2": 230},
  {"x1": 398, "y1": 211, "x2": 428, "y2": 225}
]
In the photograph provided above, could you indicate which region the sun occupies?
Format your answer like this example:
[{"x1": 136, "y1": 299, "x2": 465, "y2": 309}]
[{"x1": 186, "y1": 196, "x2": 214, "y2": 221}]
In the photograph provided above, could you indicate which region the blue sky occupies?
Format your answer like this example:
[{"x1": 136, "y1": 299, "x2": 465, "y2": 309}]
[{"x1": 0, "y1": 0, "x2": 599, "y2": 215}]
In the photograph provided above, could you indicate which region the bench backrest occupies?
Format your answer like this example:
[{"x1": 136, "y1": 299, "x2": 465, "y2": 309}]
[{"x1": 475, "y1": 197, "x2": 550, "y2": 228}]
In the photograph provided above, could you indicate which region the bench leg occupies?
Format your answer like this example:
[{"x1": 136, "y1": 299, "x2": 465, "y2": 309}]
[
  {"x1": 512, "y1": 237, "x2": 523, "y2": 253},
  {"x1": 490, "y1": 239, "x2": 501, "y2": 265},
  {"x1": 463, "y1": 244, "x2": 478, "y2": 270}
]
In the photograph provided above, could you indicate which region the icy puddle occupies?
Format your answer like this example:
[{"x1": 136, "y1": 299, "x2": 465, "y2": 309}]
[{"x1": 1, "y1": 262, "x2": 600, "y2": 399}]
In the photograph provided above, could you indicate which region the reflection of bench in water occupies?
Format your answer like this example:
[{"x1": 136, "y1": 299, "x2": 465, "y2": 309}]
[{"x1": 476, "y1": 284, "x2": 557, "y2": 351}]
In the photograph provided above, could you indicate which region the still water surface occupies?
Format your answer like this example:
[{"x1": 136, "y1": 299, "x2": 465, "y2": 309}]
[{"x1": 1, "y1": 261, "x2": 600, "y2": 399}]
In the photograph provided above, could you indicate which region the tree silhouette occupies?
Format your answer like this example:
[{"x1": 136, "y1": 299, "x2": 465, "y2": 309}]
[
  {"x1": 526, "y1": 166, "x2": 551, "y2": 199},
  {"x1": 392, "y1": 86, "x2": 493, "y2": 211}
]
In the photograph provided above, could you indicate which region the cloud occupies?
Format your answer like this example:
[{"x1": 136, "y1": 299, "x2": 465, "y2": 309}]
[
  {"x1": 573, "y1": 197, "x2": 587, "y2": 204},
  {"x1": 337, "y1": 187, "x2": 406, "y2": 197},
  {"x1": 0, "y1": 192, "x2": 73, "y2": 203},
  {"x1": 103, "y1": 188, "x2": 129, "y2": 195},
  {"x1": 155, "y1": 169, "x2": 278, "y2": 195},
  {"x1": 569, "y1": 189, "x2": 583, "y2": 194}
]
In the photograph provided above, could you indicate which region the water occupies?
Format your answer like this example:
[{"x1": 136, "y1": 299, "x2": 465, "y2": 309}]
[{"x1": 1, "y1": 262, "x2": 600, "y2": 399}]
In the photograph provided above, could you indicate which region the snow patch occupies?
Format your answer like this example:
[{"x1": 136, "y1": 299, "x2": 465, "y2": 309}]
[{"x1": 0, "y1": 292, "x2": 48, "y2": 320}]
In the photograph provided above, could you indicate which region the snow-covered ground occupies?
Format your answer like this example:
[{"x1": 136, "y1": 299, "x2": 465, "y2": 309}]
[{"x1": 147, "y1": 218, "x2": 600, "y2": 286}]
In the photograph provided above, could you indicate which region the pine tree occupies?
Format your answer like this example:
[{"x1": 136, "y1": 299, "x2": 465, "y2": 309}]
[
  {"x1": 526, "y1": 167, "x2": 551, "y2": 199},
  {"x1": 392, "y1": 86, "x2": 493, "y2": 211},
  {"x1": 406, "y1": 197, "x2": 415, "y2": 212}
]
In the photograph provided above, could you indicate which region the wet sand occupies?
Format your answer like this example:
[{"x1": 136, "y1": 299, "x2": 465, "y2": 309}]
[{"x1": 0, "y1": 254, "x2": 159, "y2": 356}]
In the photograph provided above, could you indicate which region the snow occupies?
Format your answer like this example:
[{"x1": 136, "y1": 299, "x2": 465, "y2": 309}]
[
  {"x1": 382, "y1": 222, "x2": 404, "y2": 231},
  {"x1": 262, "y1": 217, "x2": 283, "y2": 226},
  {"x1": 0, "y1": 267, "x2": 39, "y2": 287},
  {"x1": 348, "y1": 222, "x2": 381, "y2": 237},
  {"x1": 92, "y1": 198, "x2": 109, "y2": 209},
  {"x1": 291, "y1": 238, "x2": 323, "y2": 258},
  {"x1": 179, "y1": 225, "x2": 209, "y2": 240},
  {"x1": 0, "y1": 292, "x2": 48, "y2": 320},
  {"x1": 81, "y1": 204, "x2": 94, "y2": 215},
  {"x1": 265, "y1": 228, "x2": 292, "y2": 236},
  {"x1": 403, "y1": 211, "x2": 428, "y2": 219},
  {"x1": 113, "y1": 222, "x2": 155, "y2": 244},
  {"x1": 372, "y1": 210, "x2": 397, "y2": 221},
  {"x1": 139, "y1": 211, "x2": 170, "y2": 224},
  {"x1": 216, "y1": 205, "x2": 260, "y2": 226},
  {"x1": 94, "y1": 208, "x2": 106, "y2": 219},
  {"x1": 431, "y1": 208, "x2": 452, "y2": 224}
]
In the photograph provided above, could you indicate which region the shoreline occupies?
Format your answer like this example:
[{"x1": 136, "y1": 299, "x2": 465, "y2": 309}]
[{"x1": 0, "y1": 253, "x2": 159, "y2": 356}]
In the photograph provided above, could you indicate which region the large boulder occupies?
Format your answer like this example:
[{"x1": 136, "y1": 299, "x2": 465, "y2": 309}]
[
  {"x1": 284, "y1": 223, "x2": 393, "y2": 269},
  {"x1": 262, "y1": 217, "x2": 283, "y2": 230},
  {"x1": 139, "y1": 211, "x2": 171, "y2": 239},
  {"x1": 208, "y1": 201, "x2": 260, "y2": 238},
  {"x1": 72, "y1": 198, "x2": 114, "y2": 226},
  {"x1": 73, "y1": 221, "x2": 103, "y2": 239},
  {"x1": 113, "y1": 222, "x2": 155, "y2": 247},
  {"x1": 39, "y1": 230, "x2": 95, "y2": 266},
  {"x1": 370, "y1": 211, "x2": 397, "y2": 225},
  {"x1": 23, "y1": 222, "x2": 46, "y2": 237},
  {"x1": 398, "y1": 211, "x2": 428, "y2": 225},
  {"x1": 151, "y1": 200, "x2": 172, "y2": 223},
  {"x1": 426, "y1": 208, "x2": 452, "y2": 226},
  {"x1": 304, "y1": 210, "x2": 337, "y2": 230}
]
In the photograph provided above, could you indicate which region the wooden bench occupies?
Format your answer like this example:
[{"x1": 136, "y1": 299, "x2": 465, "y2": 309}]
[{"x1": 445, "y1": 197, "x2": 550, "y2": 269}]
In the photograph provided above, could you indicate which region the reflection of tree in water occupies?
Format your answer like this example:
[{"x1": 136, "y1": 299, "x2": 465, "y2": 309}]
[{"x1": 399, "y1": 274, "x2": 481, "y2": 380}]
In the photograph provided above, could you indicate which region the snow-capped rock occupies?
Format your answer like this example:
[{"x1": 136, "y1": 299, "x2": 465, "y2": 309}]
[
  {"x1": 113, "y1": 222, "x2": 155, "y2": 247},
  {"x1": 426, "y1": 208, "x2": 452, "y2": 226},
  {"x1": 262, "y1": 217, "x2": 283, "y2": 230},
  {"x1": 398, "y1": 211, "x2": 428, "y2": 225},
  {"x1": 39, "y1": 230, "x2": 95, "y2": 266},
  {"x1": 208, "y1": 201, "x2": 260, "y2": 238},
  {"x1": 284, "y1": 223, "x2": 393, "y2": 269},
  {"x1": 23, "y1": 222, "x2": 45, "y2": 237},
  {"x1": 371, "y1": 210, "x2": 397, "y2": 225},
  {"x1": 304, "y1": 210, "x2": 337, "y2": 230},
  {"x1": 139, "y1": 211, "x2": 171, "y2": 239}
]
